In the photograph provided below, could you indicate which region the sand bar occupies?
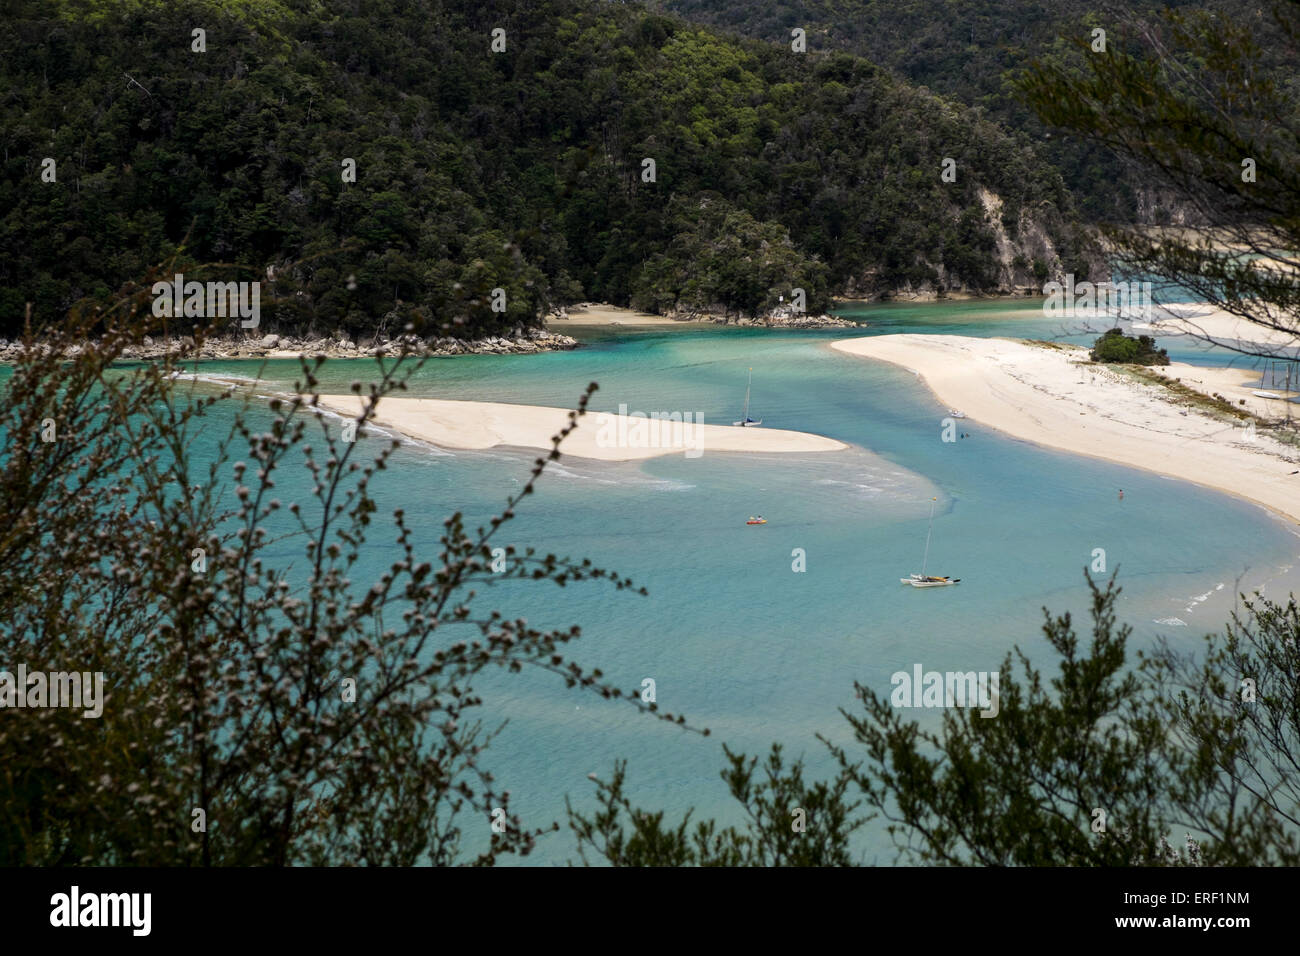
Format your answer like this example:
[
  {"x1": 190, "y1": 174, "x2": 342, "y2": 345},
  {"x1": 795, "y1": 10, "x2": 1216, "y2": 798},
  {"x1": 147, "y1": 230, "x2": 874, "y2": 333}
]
[
  {"x1": 1140, "y1": 304, "x2": 1299, "y2": 352},
  {"x1": 831, "y1": 334, "x2": 1300, "y2": 525},
  {"x1": 314, "y1": 395, "x2": 847, "y2": 461},
  {"x1": 547, "y1": 303, "x2": 704, "y2": 327}
]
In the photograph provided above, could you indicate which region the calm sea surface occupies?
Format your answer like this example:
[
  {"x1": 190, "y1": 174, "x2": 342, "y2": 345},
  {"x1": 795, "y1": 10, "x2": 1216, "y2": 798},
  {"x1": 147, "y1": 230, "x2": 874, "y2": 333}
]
[{"x1": 120, "y1": 298, "x2": 1300, "y2": 862}]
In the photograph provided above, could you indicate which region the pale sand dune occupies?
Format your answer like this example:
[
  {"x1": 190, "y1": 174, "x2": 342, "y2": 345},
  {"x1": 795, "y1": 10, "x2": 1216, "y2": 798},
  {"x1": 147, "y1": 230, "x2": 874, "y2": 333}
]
[
  {"x1": 314, "y1": 395, "x2": 847, "y2": 461},
  {"x1": 831, "y1": 334, "x2": 1300, "y2": 525},
  {"x1": 547, "y1": 303, "x2": 703, "y2": 326},
  {"x1": 1142, "y1": 304, "x2": 1298, "y2": 352}
]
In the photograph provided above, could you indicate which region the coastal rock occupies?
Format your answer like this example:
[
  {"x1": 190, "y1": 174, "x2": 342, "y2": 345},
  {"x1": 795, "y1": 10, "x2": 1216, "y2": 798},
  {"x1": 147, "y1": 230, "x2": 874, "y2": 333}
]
[
  {"x1": 662, "y1": 308, "x2": 859, "y2": 329},
  {"x1": 2, "y1": 325, "x2": 583, "y2": 366}
]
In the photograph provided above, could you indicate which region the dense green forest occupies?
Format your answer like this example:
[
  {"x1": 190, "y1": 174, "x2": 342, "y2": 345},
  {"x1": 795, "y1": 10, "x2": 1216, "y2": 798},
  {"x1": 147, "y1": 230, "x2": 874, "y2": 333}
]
[
  {"x1": 0, "y1": 0, "x2": 1097, "y2": 339},
  {"x1": 657, "y1": 0, "x2": 1273, "y2": 223}
]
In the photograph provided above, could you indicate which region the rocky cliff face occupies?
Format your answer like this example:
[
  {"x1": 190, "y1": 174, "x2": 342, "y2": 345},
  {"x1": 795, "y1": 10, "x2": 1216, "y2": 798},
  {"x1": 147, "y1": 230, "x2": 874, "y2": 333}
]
[
  {"x1": 840, "y1": 188, "x2": 1109, "y2": 301},
  {"x1": 1130, "y1": 184, "x2": 1201, "y2": 226}
]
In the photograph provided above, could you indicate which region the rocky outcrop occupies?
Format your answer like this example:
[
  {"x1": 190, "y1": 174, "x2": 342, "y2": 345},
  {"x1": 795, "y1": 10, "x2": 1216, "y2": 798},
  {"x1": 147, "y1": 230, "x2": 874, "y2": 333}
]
[
  {"x1": 699, "y1": 313, "x2": 861, "y2": 329},
  {"x1": 0, "y1": 327, "x2": 579, "y2": 364},
  {"x1": 663, "y1": 307, "x2": 861, "y2": 329},
  {"x1": 841, "y1": 188, "x2": 1109, "y2": 300}
]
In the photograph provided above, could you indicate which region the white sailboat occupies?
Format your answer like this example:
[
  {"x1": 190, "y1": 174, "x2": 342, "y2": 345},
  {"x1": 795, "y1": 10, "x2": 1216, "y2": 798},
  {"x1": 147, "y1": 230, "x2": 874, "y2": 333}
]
[
  {"x1": 900, "y1": 497, "x2": 960, "y2": 588},
  {"x1": 733, "y1": 367, "x2": 762, "y2": 426}
]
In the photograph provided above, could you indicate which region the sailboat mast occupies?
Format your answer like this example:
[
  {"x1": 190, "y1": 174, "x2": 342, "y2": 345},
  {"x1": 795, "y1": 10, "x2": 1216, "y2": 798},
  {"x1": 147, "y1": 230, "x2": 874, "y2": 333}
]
[
  {"x1": 742, "y1": 367, "x2": 752, "y2": 422},
  {"x1": 921, "y1": 497, "x2": 936, "y2": 576}
]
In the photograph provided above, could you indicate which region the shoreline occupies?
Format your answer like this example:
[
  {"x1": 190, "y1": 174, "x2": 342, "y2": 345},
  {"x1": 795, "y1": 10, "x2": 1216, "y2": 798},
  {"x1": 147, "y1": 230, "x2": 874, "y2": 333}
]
[
  {"x1": 833, "y1": 288, "x2": 1041, "y2": 305},
  {"x1": 830, "y1": 333, "x2": 1300, "y2": 526},
  {"x1": 549, "y1": 302, "x2": 861, "y2": 330},
  {"x1": 546, "y1": 304, "x2": 703, "y2": 327},
  {"x1": 1138, "y1": 304, "x2": 1300, "y2": 353},
  {"x1": 0, "y1": 329, "x2": 579, "y2": 364},
  {"x1": 312, "y1": 395, "x2": 849, "y2": 462}
]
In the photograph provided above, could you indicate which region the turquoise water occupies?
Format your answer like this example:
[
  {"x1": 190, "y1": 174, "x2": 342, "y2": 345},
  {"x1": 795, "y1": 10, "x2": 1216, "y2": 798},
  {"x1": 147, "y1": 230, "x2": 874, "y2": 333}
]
[{"x1": 173, "y1": 298, "x2": 1299, "y2": 863}]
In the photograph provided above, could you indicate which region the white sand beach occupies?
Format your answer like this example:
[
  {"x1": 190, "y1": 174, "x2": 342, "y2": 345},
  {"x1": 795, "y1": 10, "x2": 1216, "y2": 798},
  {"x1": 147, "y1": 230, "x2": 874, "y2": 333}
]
[
  {"x1": 547, "y1": 303, "x2": 702, "y2": 326},
  {"x1": 1142, "y1": 304, "x2": 1299, "y2": 352},
  {"x1": 313, "y1": 395, "x2": 847, "y2": 461},
  {"x1": 831, "y1": 334, "x2": 1300, "y2": 525}
]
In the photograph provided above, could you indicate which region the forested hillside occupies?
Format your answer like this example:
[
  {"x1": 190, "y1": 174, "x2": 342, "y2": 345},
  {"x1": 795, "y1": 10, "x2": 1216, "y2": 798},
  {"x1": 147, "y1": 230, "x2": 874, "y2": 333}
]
[
  {"x1": 0, "y1": 0, "x2": 1099, "y2": 338},
  {"x1": 657, "y1": 0, "x2": 1268, "y2": 223}
]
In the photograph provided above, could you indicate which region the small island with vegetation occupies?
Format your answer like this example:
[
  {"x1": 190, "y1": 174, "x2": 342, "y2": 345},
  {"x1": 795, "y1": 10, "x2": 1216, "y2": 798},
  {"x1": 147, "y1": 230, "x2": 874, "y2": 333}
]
[{"x1": 1090, "y1": 327, "x2": 1170, "y2": 366}]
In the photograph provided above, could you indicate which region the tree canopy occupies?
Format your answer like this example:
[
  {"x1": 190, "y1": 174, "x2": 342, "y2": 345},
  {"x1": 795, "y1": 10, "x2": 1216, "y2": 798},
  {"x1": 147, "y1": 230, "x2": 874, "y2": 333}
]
[{"x1": 0, "y1": 0, "x2": 1096, "y2": 338}]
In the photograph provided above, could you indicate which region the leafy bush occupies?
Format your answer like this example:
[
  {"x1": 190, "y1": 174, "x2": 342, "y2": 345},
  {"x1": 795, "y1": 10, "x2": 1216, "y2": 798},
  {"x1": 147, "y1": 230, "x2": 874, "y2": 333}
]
[
  {"x1": 573, "y1": 576, "x2": 1300, "y2": 866},
  {"x1": 0, "y1": 273, "x2": 691, "y2": 865},
  {"x1": 1090, "y1": 327, "x2": 1169, "y2": 365}
]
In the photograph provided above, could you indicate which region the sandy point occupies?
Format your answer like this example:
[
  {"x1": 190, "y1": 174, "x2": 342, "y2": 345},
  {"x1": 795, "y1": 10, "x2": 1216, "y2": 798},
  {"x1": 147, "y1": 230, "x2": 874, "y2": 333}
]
[
  {"x1": 546, "y1": 303, "x2": 707, "y2": 327},
  {"x1": 313, "y1": 395, "x2": 848, "y2": 461},
  {"x1": 831, "y1": 333, "x2": 1300, "y2": 526}
]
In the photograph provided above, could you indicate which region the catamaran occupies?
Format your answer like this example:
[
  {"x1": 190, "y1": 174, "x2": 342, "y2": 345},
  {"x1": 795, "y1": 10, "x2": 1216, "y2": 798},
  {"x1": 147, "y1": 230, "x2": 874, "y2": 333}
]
[
  {"x1": 900, "y1": 497, "x2": 960, "y2": 588},
  {"x1": 733, "y1": 367, "x2": 762, "y2": 426}
]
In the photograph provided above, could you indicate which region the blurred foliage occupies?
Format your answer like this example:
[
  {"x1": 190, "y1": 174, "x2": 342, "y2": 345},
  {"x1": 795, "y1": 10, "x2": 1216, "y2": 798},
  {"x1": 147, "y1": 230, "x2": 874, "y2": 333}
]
[{"x1": 574, "y1": 577, "x2": 1300, "y2": 866}]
